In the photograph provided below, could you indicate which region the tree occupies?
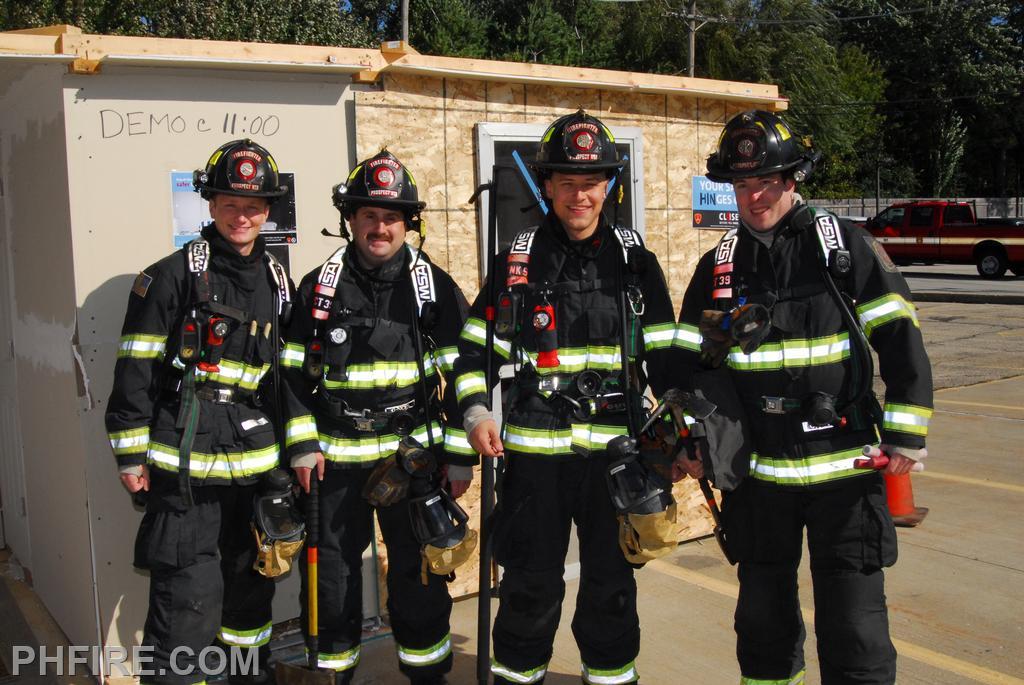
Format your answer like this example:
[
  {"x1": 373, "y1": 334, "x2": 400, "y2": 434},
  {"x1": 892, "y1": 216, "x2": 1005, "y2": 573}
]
[
  {"x1": 410, "y1": 0, "x2": 490, "y2": 58},
  {"x1": 830, "y1": 0, "x2": 1023, "y2": 197},
  {"x1": 0, "y1": 0, "x2": 375, "y2": 46},
  {"x1": 695, "y1": 0, "x2": 889, "y2": 197},
  {"x1": 500, "y1": 0, "x2": 577, "y2": 64}
]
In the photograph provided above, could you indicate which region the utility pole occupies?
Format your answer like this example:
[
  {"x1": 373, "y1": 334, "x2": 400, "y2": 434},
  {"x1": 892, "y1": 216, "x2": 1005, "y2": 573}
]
[
  {"x1": 688, "y1": 0, "x2": 697, "y2": 77},
  {"x1": 402, "y1": 0, "x2": 410, "y2": 44}
]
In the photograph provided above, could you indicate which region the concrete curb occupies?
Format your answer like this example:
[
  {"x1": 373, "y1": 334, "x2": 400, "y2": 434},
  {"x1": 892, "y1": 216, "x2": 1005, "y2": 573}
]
[{"x1": 911, "y1": 291, "x2": 1024, "y2": 305}]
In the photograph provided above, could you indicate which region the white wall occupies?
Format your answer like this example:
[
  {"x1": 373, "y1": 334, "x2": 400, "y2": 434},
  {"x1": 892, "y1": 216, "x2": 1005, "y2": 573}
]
[
  {"x1": 0, "y1": 58, "x2": 99, "y2": 650},
  {"x1": 1, "y1": 59, "x2": 373, "y2": 665}
]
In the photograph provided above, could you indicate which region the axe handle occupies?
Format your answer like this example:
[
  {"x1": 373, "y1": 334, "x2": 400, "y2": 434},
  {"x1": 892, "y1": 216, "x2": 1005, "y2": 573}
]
[
  {"x1": 307, "y1": 476, "x2": 320, "y2": 669},
  {"x1": 697, "y1": 477, "x2": 735, "y2": 565}
]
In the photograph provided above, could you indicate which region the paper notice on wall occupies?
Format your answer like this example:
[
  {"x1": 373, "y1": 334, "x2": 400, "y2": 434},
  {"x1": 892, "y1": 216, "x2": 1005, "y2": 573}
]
[{"x1": 170, "y1": 171, "x2": 298, "y2": 247}]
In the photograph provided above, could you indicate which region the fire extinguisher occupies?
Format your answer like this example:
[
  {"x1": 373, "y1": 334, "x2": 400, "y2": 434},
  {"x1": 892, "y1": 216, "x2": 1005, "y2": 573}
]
[{"x1": 533, "y1": 291, "x2": 559, "y2": 368}]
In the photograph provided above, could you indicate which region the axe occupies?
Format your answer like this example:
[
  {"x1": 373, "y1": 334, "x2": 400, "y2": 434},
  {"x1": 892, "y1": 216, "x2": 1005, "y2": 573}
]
[{"x1": 643, "y1": 389, "x2": 735, "y2": 565}]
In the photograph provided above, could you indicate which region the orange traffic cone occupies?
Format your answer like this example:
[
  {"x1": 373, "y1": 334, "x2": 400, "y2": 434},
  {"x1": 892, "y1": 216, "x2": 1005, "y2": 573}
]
[{"x1": 884, "y1": 472, "x2": 928, "y2": 527}]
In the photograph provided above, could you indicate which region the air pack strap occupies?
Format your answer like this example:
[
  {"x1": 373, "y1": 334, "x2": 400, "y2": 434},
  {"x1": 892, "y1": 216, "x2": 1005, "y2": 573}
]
[
  {"x1": 185, "y1": 239, "x2": 291, "y2": 316},
  {"x1": 312, "y1": 245, "x2": 435, "y2": 323},
  {"x1": 707, "y1": 209, "x2": 853, "y2": 309},
  {"x1": 504, "y1": 225, "x2": 643, "y2": 293}
]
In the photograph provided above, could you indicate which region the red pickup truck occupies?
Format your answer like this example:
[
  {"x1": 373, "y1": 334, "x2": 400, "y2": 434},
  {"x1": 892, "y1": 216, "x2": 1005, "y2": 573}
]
[{"x1": 865, "y1": 201, "x2": 1024, "y2": 278}]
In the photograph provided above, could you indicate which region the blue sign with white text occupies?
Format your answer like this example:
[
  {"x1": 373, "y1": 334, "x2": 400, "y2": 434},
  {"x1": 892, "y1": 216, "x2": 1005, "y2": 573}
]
[{"x1": 692, "y1": 176, "x2": 738, "y2": 229}]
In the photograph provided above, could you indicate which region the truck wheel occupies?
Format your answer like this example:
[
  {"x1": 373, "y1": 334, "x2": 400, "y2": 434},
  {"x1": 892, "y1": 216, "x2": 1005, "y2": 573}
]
[{"x1": 976, "y1": 248, "x2": 1008, "y2": 279}]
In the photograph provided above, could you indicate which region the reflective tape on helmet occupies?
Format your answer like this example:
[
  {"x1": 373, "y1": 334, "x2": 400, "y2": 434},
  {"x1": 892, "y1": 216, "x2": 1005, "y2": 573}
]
[
  {"x1": 706, "y1": 110, "x2": 812, "y2": 182},
  {"x1": 882, "y1": 402, "x2": 932, "y2": 437},
  {"x1": 396, "y1": 633, "x2": 452, "y2": 666},
  {"x1": 856, "y1": 293, "x2": 919, "y2": 338},
  {"x1": 197, "y1": 139, "x2": 286, "y2": 199},
  {"x1": 218, "y1": 622, "x2": 272, "y2": 647},
  {"x1": 491, "y1": 658, "x2": 548, "y2": 684},
  {"x1": 582, "y1": 660, "x2": 639, "y2": 684}
]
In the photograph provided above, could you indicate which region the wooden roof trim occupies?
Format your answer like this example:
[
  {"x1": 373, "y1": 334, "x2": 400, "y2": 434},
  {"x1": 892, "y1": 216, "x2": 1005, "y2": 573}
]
[
  {"x1": 386, "y1": 59, "x2": 784, "y2": 106},
  {"x1": 56, "y1": 33, "x2": 378, "y2": 73},
  {"x1": 0, "y1": 26, "x2": 784, "y2": 107},
  {"x1": 382, "y1": 53, "x2": 782, "y2": 104},
  {"x1": 3, "y1": 24, "x2": 81, "y2": 37},
  {"x1": 0, "y1": 32, "x2": 65, "y2": 55}
]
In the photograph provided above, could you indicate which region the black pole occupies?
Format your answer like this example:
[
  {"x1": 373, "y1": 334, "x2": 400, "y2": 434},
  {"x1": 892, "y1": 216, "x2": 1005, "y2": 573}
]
[
  {"x1": 306, "y1": 475, "x2": 320, "y2": 670},
  {"x1": 470, "y1": 167, "x2": 501, "y2": 685},
  {"x1": 617, "y1": 262, "x2": 640, "y2": 439}
]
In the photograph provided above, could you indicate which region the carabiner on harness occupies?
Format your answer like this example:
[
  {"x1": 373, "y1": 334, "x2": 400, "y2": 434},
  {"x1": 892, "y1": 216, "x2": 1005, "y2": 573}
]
[{"x1": 627, "y1": 285, "x2": 645, "y2": 317}]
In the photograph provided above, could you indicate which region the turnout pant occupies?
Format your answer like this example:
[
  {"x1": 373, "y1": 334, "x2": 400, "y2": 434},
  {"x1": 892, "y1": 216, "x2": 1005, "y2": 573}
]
[
  {"x1": 299, "y1": 467, "x2": 453, "y2": 684},
  {"x1": 720, "y1": 473, "x2": 899, "y2": 685},
  {"x1": 134, "y1": 472, "x2": 274, "y2": 685},
  {"x1": 491, "y1": 455, "x2": 640, "y2": 685}
]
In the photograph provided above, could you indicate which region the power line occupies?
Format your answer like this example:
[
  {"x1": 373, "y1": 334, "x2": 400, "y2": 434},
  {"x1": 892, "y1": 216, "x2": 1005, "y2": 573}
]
[
  {"x1": 791, "y1": 90, "x2": 1023, "y2": 110},
  {"x1": 664, "y1": 0, "x2": 977, "y2": 26}
]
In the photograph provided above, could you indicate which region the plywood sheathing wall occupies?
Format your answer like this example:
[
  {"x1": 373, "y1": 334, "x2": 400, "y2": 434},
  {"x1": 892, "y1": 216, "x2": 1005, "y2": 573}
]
[
  {"x1": 355, "y1": 73, "x2": 759, "y2": 599},
  {"x1": 355, "y1": 73, "x2": 754, "y2": 306}
]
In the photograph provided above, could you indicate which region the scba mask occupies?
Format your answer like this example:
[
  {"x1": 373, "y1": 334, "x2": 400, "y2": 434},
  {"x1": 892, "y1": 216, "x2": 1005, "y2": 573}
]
[
  {"x1": 410, "y1": 488, "x2": 479, "y2": 581},
  {"x1": 402, "y1": 442, "x2": 478, "y2": 582},
  {"x1": 605, "y1": 435, "x2": 680, "y2": 565},
  {"x1": 251, "y1": 468, "x2": 305, "y2": 578}
]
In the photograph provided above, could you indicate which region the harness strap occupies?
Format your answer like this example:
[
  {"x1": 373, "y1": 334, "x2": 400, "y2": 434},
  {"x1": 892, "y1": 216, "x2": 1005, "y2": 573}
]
[
  {"x1": 175, "y1": 238, "x2": 285, "y2": 498},
  {"x1": 312, "y1": 245, "x2": 435, "y2": 322},
  {"x1": 710, "y1": 228, "x2": 740, "y2": 305},
  {"x1": 504, "y1": 225, "x2": 642, "y2": 295},
  {"x1": 813, "y1": 212, "x2": 847, "y2": 265},
  {"x1": 265, "y1": 250, "x2": 292, "y2": 315}
]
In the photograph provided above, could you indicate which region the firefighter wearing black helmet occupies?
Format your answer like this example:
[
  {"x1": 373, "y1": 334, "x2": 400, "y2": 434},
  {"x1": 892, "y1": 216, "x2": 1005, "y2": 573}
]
[
  {"x1": 279, "y1": 149, "x2": 472, "y2": 685},
  {"x1": 675, "y1": 110, "x2": 933, "y2": 684},
  {"x1": 105, "y1": 138, "x2": 294, "y2": 685},
  {"x1": 451, "y1": 110, "x2": 679, "y2": 684}
]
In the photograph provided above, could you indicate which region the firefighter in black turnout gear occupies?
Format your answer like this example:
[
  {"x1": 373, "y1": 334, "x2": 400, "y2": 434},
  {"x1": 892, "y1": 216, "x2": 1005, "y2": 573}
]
[
  {"x1": 106, "y1": 139, "x2": 294, "y2": 685},
  {"x1": 454, "y1": 110, "x2": 678, "y2": 684},
  {"x1": 280, "y1": 150, "x2": 472, "y2": 685},
  {"x1": 674, "y1": 111, "x2": 934, "y2": 684}
]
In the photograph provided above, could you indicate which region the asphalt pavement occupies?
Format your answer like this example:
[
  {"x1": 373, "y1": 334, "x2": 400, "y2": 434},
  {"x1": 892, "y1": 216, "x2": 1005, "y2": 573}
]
[
  {"x1": 902, "y1": 264, "x2": 1024, "y2": 304},
  {"x1": 3, "y1": 270, "x2": 1021, "y2": 685},
  {"x1": 351, "y1": 300, "x2": 1024, "y2": 684}
]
